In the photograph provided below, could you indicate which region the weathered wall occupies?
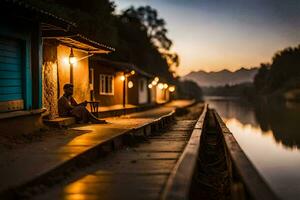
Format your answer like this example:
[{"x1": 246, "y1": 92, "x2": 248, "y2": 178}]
[
  {"x1": 57, "y1": 45, "x2": 90, "y2": 103},
  {"x1": 42, "y1": 42, "x2": 58, "y2": 119}
]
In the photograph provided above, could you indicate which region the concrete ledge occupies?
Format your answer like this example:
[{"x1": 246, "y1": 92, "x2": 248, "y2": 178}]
[
  {"x1": 44, "y1": 117, "x2": 76, "y2": 127},
  {"x1": 0, "y1": 109, "x2": 46, "y2": 136},
  {"x1": 162, "y1": 104, "x2": 208, "y2": 200},
  {"x1": 0, "y1": 109, "x2": 46, "y2": 120},
  {"x1": 43, "y1": 104, "x2": 158, "y2": 127}
]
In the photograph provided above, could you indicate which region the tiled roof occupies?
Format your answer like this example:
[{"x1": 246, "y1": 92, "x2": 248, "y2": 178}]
[
  {"x1": 2, "y1": 0, "x2": 76, "y2": 29},
  {"x1": 2, "y1": 0, "x2": 115, "y2": 53}
]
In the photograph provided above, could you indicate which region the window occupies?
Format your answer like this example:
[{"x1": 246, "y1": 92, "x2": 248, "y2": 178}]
[{"x1": 99, "y1": 74, "x2": 114, "y2": 95}]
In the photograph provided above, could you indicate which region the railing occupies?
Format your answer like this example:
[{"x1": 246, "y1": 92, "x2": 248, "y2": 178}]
[
  {"x1": 162, "y1": 104, "x2": 208, "y2": 200},
  {"x1": 214, "y1": 110, "x2": 279, "y2": 200}
]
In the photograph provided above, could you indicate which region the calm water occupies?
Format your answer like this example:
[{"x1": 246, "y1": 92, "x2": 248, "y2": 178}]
[{"x1": 205, "y1": 96, "x2": 300, "y2": 200}]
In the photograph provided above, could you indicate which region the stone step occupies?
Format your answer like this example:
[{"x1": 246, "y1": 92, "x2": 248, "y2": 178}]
[{"x1": 44, "y1": 117, "x2": 76, "y2": 127}]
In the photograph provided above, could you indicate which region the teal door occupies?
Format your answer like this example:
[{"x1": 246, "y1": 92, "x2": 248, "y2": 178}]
[{"x1": 0, "y1": 37, "x2": 24, "y2": 112}]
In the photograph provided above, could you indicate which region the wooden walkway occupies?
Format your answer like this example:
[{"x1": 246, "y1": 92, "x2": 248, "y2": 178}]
[{"x1": 36, "y1": 118, "x2": 198, "y2": 199}]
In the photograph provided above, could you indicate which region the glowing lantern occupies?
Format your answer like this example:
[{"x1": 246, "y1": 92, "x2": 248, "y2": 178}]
[
  {"x1": 69, "y1": 48, "x2": 77, "y2": 65},
  {"x1": 169, "y1": 86, "x2": 175, "y2": 92},
  {"x1": 163, "y1": 83, "x2": 168, "y2": 89},
  {"x1": 152, "y1": 80, "x2": 158, "y2": 85},
  {"x1": 148, "y1": 84, "x2": 153, "y2": 89},
  {"x1": 154, "y1": 77, "x2": 159, "y2": 82},
  {"x1": 128, "y1": 81, "x2": 134, "y2": 88},
  {"x1": 131, "y1": 70, "x2": 135, "y2": 75},
  {"x1": 158, "y1": 83, "x2": 164, "y2": 90},
  {"x1": 120, "y1": 75, "x2": 126, "y2": 81}
]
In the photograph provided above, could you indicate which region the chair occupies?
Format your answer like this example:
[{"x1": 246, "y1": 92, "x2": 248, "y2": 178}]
[{"x1": 88, "y1": 101, "x2": 100, "y2": 117}]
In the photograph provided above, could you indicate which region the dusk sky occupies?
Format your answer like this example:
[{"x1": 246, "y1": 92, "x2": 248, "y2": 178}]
[{"x1": 115, "y1": 0, "x2": 300, "y2": 76}]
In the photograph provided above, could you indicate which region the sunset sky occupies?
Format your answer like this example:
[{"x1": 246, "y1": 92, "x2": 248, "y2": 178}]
[{"x1": 115, "y1": 0, "x2": 300, "y2": 76}]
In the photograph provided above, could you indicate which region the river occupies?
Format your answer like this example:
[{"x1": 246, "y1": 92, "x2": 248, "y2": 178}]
[{"x1": 204, "y1": 96, "x2": 300, "y2": 200}]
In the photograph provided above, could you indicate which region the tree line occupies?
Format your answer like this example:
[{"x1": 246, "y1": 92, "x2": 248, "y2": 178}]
[
  {"x1": 25, "y1": 0, "x2": 202, "y2": 100},
  {"x1": 254, "y1": 45, "x2": 300, "y2": 97}
]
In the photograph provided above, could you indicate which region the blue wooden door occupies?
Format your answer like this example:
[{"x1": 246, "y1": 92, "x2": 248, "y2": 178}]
[{"x1": 0, "y1": 37, "x2": 24, "y2": 112}]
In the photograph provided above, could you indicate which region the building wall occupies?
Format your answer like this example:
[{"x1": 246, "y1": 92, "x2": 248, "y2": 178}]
[
  {"x1": 150, "y1": 86, "x2": 157, "y2": 103},
  {"x1": 156, "y1": 87, "x2": 170, "y2": 103},
  {"x1": 91, "y1": 63, "x2": 123, "y2": 106},
  {"x1": 42, "y1": 43, "x2": 91, "y2": 117},
  {"x1": 0, "y1": 18, "x2": 44, "y2": 135},
  {"x1": 57, "y1": 45, "x2": 90, "y2": 103},
  {"x1": 127, "y1": 76, "x2": 139, "y2": 105},
  {"x1": 42, "y1": 42, "x2": 58, "y2": 119}
]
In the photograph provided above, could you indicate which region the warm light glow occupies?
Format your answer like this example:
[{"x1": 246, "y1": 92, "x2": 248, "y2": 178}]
[
  {"x1": 163, "y1": 83, "x2": 168, "y2": 89},
  {"x1": 63, "y1": 57, "x2": 69, "y2": 65},
  {"x1": 158, "y1": 83, "x2": 164, "y2": 90},
  {"x1": 128, "y1": 81, "x2": 133, "y2": 88},
  {"x1": 169, "y1": 86, "x2": 175, "y2": 92},
  {"x1": 120, "y1": 75, "x2": 126, "y2": 81},
  {"x1": 130, "y1": 70, "x2": 135, "y2": 75},
  {"x1": 148, "y1": 84, "x2": 153, "y2": 89},
  {"x1": 69, "y1": 57, "x2": 77, "y2": 65},
  {"x1": 152, "y1": 80, "x2": 158, "y2": 86},
  {"x1": 154, "y1": 77, "x2": 159, "y2": 82}
]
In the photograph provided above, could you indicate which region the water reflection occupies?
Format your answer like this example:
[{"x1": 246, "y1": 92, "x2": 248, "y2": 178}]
[
  {"x1": 206, "y1": 97, "x2": 300, "y2": 149},
  {"x1": 254, "y1": 101, "x2": 300, "y2": 148},
  {"x1": 205, "y1": 97, "x2": 300, "y2": 200}
]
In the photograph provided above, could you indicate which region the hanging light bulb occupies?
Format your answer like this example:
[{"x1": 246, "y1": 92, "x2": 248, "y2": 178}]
[{"x1": 69, "y1": 48, "x2": 77, "y2": 65}]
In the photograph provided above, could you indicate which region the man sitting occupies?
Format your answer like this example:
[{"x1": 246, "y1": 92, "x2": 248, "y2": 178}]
[{"x1": 58, "y1": 83, "x2": 106, "y2": 124}]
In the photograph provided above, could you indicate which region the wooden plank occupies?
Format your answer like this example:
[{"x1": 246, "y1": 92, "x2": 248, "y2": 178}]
[
  {"x1": 0, "y1": 71, "x2": 21, "y2": 79},
  {"x1": 162, "y1": 104, "x2": 208, "y2": 200},
  {"x1": 0, "y1": 50, "x2": 20, "y2": 58},
  {"x1": 0, "y1": 86, "x2": 22, "y2": 94},
  {"x1": 0, "y1": 63, "x2": 21, "y2": 71},
  {"x1": 0, "y1": 93, "x2": 22, "y2": 102},
  {"x1": 0, "y1": 79, "x2": 22, "y2": 87},
  {"x1": 0, "y1": 56, "x2": 22, "y2": 65},
  {"x1": 214, "y1": 111, "x2": 279, "y2": 200},
  {"x1": 0, "y1": 38, "x2": 21, "y2": 47}
]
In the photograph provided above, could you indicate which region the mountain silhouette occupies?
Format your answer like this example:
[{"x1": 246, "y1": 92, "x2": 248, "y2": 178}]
[{"x1": 182, "y1": 67, "x2": 258, "y2": 87}]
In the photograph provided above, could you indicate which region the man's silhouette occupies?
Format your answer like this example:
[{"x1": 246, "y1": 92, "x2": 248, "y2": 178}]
[{"x1": 58, "y1": 84, "x2": 105, "y2": 124}]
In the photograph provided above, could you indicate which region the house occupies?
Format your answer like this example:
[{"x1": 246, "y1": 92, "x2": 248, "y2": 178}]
[
  {"x1": 148, "y1": 77, "x2": 176, "y2": 104},
  {"x1": 0, "y1": 0, "x2": 114, "y2": 135},
  {"x1": 89, "y1": 58, "x2": 153, "y2": 107},
  {"x1": 42, "y1": 35, "x2": 114, "y2": 119},
  {"x1": 0, "y1": 0, "x2": 75, "y2": 135}
]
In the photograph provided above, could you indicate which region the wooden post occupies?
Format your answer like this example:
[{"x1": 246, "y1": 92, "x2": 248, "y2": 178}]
[
  {"x1": 70, "y1": 63, "x2": 73, "y2": 84},
  {"x1": 123, "y1": 72, "x2": 126, "y2": 108}
]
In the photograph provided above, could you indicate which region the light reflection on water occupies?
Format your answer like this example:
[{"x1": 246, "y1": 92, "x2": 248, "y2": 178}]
[{"x1": 205, "y1": 97, "x2": 300, "y2": 200}]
